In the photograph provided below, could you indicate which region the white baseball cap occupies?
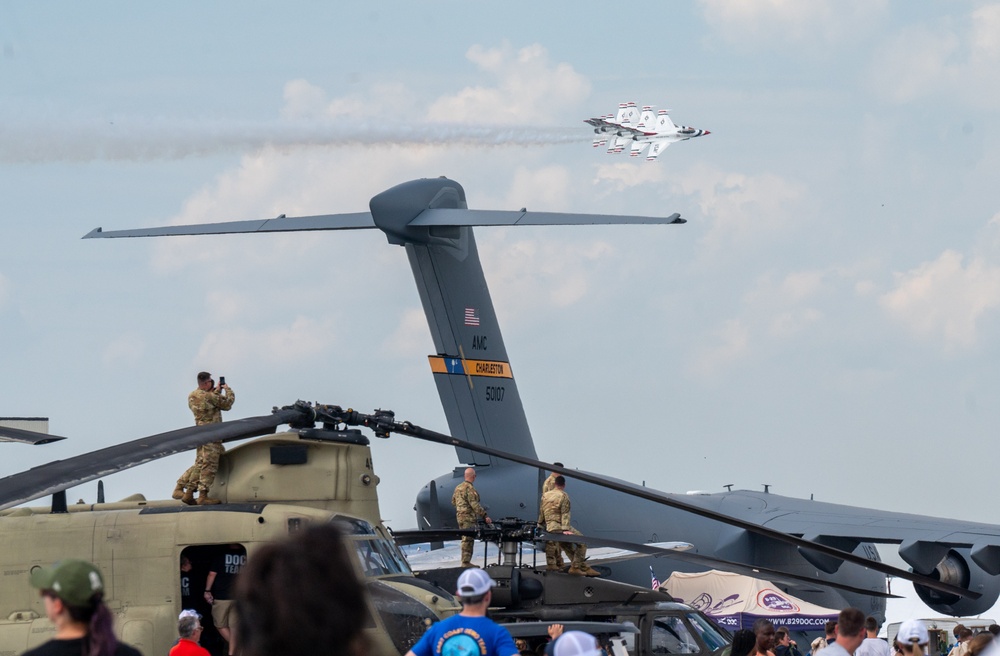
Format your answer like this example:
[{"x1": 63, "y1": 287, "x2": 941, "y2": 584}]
[
  {"x1": 897, "y1": 620, "x2": 929, "y2": 646},
  {"x1": 456, "y1": 568, "x2": 496, "y2": 597},
  {"x1": 554, "y1": 631, "x2": 602, "y2": 656},
  {"x1": 178, "y1": 609, "x2": 201, "y2": 621}
]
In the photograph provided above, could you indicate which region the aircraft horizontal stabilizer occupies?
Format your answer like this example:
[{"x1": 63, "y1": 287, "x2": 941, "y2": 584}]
[
  {"x1": 83, "y1": 207, "x2": 684, "y2": 239},
  {"x1": 412, "y1": 209, "x2": 684, "y2": 226},
  {"x1": 82, "y1": 212, "x2": 375, "y2": 239}
]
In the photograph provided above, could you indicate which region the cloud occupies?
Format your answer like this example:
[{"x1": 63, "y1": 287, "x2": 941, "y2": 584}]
[
  {"x1": 688, "y1": 319, "x2": 750, "y2": 378},
  {"x1": 382, "y1": 308, "x2": 432, "y2": 357},
  {"x1": 880, "y1": 249, "x2": 1000, "y2": 349},
  {"x1": 592, "y1": 162, "x2": 667, "y2": 193},
  {"x1": 868, "y1": 5, "x2": 1000, "y2": 107},
  {"x1": 195, "y1": 315, "x2": 337, "y2": 370},
  {"x1": 699, "y1": 0, "x2": 888, "y2": 47},
  {"x1": 426, "y1": 43, "x2": 590, "y2": 124},
  {"x1": 0, "y1": 272, "x2": 9, "y2": 309},
  {"x1": 676, "y1": 164, "x2": 806, "y2": 252},
  {"x1": 479, "y1": 229, "x2": 617, "y2": 326},
  {"x1": 102, "y1": 333, "x2": 146, "y2": 368},
  {"x1": 502, "y1": 165, "x2": 573, "y2": 211},
  {"x1": 688, "y1": 266, "x2": 852, "y2": 377}
]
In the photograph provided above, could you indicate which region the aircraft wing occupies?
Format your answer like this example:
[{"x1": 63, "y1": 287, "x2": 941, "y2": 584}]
[
  {"x1": 645, "y1": 141, "x2": 672, "y2": 161},
  {"x1": 731, "y1": 489, "x2": 1000, "y2": 546},
  {"x1": 82, "y1": 212, "x2": 375, "y2": 239},
  {"x1": 0, "y1": 404, "x2": 312, "y2": 512}
]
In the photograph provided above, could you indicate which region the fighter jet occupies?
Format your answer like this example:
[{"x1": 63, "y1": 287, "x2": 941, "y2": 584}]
[{"x1": 585, "y1": 102, "x2": 710, "y2": 160}]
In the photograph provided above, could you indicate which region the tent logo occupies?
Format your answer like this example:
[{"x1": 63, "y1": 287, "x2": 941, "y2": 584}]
[
  {"x1": 688, "y1": 592, "x2": 742, "y2": 615},
  {"x1": 690, "y1": 593, "x2": 712, "y2": 611},
  {"x1": 757, "y1": 589, "x2": 800, "y2": 613}
]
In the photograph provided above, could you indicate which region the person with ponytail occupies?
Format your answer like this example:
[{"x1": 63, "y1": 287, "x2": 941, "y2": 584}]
[
  {"x1": 26, "y1": 559, "x2": 142, "y2": 656},
  {"x1": 895, "y1": 620, "x2": 929, "y2": 656}
]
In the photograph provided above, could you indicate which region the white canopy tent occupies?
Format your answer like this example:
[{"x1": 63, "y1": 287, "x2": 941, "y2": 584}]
[{"x1": 664, "y1": 570, "x2": 840, "y2": 633}]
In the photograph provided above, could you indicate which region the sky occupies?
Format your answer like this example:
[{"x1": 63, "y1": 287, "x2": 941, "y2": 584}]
[{"x1": 2, "y1": 0, "x2": 1000, "y2": 625}]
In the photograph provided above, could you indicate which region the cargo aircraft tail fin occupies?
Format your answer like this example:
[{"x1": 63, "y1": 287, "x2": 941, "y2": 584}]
[{"x1": 84, "y1": 177, "x2": 685, "y2": 466}]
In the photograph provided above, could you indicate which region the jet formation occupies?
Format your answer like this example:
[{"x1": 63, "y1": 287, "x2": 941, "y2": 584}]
[{"x1": 585, "y1": 102, "x2": 710, "y2": 160}]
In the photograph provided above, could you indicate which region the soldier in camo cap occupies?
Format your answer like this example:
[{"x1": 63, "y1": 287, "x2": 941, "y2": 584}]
[
  {"x1": 540, "y1": 476, "x2": 599, "y2": 577},
  {"x1": 452, "y1": 468, "x2": 493, "y2": 567},
  {"x1": 173, "y1": 371, "x2": 235, "y2": 506}
]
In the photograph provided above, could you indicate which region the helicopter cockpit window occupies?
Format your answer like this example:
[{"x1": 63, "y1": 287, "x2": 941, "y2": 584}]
[
  {"x1": 686, "y1": 613, "x2": 728, "y2": 652},
  {"x1": 377, "y1": 527, "x2": 414, "y2": 574},
  {"x1": 650, "y1": 615, "x2": 699, "y2": 654},
  {"x1": 352, "y1": 538, "x2": 411, "y2": 577},
  {"x1": 330, "y1": 516, "x2": 377, "y2": 536}
]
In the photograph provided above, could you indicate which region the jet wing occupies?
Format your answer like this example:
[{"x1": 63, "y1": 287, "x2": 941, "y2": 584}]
[
  {"x1": 645, "y1": 141, "x2": 672, "y2": 161},
  {"x1": 0, "y1": 404, "x2": 311, "y2": 512}
]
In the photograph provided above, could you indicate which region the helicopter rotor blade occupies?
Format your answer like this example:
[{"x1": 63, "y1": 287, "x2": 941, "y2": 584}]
[
  {"x1": 0, "y1": 402, "x2": 315, "y2": 512},
  {"x1": 390, "y1": 528, "x2": 478, "y2": 546},
  {"x1": 538, "y1": 530, "x2": 898, "y2": 599},
  {"x1": 0, "y1": 426, "x2": 67, "y2": 445},
  {"x1": 318, "y1": 404, "x2": 979, "y2": 601}
]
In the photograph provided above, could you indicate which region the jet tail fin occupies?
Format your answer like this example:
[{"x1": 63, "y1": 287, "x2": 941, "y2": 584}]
[{"x1": 655, "y1": 110, "x2": 677, "y2": 131}]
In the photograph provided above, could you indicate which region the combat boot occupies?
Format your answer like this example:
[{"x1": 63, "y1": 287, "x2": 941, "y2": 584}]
[
  {"x1": 567, "y1": 566, "x2": 586, "y2": 576},
  {"x1": 172, "y1": 484, "x2": 185, "y2": 500},
  {"x1": 181, "y1": 490, "x2": 196, "y2": 505},
  {"x1": 197, "y1": 492, "x2": 222, "y2": 505},
  {"x1": 582, "y1": 566, "x2": 601, "y2": 577}
]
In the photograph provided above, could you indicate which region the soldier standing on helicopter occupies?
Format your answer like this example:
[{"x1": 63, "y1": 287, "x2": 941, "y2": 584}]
[
  {"x1": 173, "y1": 371, "x2": 235, "y2": 506},
  {"x1": 452, "y1": 468, "x2": 492, "y2": 568},
  {"x1": 540, "y1": 476, "x2": 599, "y2": 577}
]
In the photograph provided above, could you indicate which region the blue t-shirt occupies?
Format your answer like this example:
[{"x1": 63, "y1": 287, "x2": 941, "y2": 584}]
[{"x1": 411, "y1": 615, "x2": 518, "y2": 656}]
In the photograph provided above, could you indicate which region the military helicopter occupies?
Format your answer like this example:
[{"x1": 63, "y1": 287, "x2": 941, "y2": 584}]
[
  {"x1": 80, "y1": 176, "x2": 999, "y2": 623},
  {"x1": 0, "y1": 403, "x2": 460, "y2": 656}
]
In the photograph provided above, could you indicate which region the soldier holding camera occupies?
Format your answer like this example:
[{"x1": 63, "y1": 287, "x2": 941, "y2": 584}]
[{"x1": 172, "y1": 371, "x2": 236, "y2": 505}]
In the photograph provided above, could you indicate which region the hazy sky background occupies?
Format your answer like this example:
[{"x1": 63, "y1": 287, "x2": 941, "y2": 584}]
[{"x1": 3, "y1": 1, "x2": 1000, "y2": 623}]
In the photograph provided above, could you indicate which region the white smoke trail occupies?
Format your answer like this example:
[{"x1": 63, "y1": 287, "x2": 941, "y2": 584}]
[{"x1": 0, "y1": 117, "x2": 591, "y2": 163}]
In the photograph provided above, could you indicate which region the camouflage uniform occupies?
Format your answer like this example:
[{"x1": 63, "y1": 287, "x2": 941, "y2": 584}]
[
  {"x1": 177, "y1": 386, "x2": 236, "y2": 495},
  {"x1": 452, "y1": 480, "x2": 487, "y2": 566},
  {"x1": 540, "y1": 488, "x2": 587, "y2": 570},
  {"x1": 538, "y1": 473, "x2": 567, "y2": 568}
]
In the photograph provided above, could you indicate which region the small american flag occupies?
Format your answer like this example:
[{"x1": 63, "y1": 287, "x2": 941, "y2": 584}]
[
  {"x1": 650, "y1": 566, "x2": 660, "y2": 591},
  {"x1": 464, "y1": 307, "x2": 480, "y2": 326}
]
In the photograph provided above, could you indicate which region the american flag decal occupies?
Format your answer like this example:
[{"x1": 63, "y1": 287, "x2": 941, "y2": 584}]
[
  {"x1": 650, "y1": 566, "x2": 660, "y2": 591},
  {"x1": 464, "y1": 307, "x2": 480, "y2": 326}
]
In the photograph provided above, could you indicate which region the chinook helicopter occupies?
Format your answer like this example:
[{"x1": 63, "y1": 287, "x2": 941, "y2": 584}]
[
  {"x1": 0, "y1": 404, "x2": 460, "y2": 656},
  {"x1": 79, "y1": 175, "x2": 1000, "y2": 624}
]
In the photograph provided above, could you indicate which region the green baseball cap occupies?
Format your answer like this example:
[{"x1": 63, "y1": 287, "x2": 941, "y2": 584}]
[{"x1": 30, "y1": 560, "x2": 104, "y2": 607}]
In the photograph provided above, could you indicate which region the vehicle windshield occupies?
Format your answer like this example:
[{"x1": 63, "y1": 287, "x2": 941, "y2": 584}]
[
  {"x1": 352, "y1": 537, "x2": 412, "y2": 577},
  {"x1": 650, "y1": 615, "x2": 699, "y2": 654},
  {"x1": 686, "y1": 613, "x2": 729, "y2": 652}
]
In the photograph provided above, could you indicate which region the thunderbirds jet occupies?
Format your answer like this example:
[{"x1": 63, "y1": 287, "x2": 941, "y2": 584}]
[{"x1": 585, "y1": 102, "x2": 710, "y2": 160}]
